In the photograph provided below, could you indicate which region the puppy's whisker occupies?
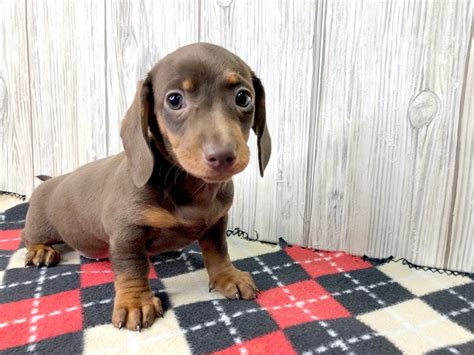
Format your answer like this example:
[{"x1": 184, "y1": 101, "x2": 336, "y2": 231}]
[
  {"x1": 158, "y1": 163, "x2": 164, "y2": 178},
  {"x1": 191, "y1": 182, "x2": 207, "y2": 198},
  {"x1": 163, "y1": 166, "x2": 174, "y2": 186},
  {"x1": 174, "y1": 167, "x2": 184, "y2": 185}
]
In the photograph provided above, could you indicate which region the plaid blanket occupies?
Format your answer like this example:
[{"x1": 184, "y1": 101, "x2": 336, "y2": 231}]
[{"x1": 0, "y1": 203, "x2": 473, "y2": 354}]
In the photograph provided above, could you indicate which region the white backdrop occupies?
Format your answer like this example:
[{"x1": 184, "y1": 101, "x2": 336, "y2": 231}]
[{"x1": 0, "y1": 0, "x2": 472, "y2": 272}]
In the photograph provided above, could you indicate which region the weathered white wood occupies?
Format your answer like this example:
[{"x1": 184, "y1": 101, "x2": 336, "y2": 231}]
[
  {"x1": 0, "y1": 0, "x2": 472, "y2": 272},
  {"x1": 201, "y1": 0, "x2": 318, "y2": 245},
  {"x1": 447, "y1": 21, "x2": 473, "y2": 273},
  {"x1": 106, "y1": 0, "x2": 199, "y2": 155},
  {"x1": 0, "y1": 0, "x2": 34, "y2": 196},
  {"x1": 307, "y1": 0, "x2": 472, "y2": 269},
  {"x1": 27, "y1": 0, "x2": 107, "y2": 187}
]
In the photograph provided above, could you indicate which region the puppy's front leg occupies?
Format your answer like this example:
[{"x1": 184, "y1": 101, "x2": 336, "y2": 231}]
[
  {"x1": 199, "y1": 216, "x2": 257, "y2": 300},
  {"x1": 109, "y1": 232, "x2": 163, "y2": 331}
]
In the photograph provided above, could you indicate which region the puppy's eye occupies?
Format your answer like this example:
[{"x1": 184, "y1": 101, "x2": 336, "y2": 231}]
[
  {"x1": 235, "y1": 90, "x2": 252, "y2": 108},
  {"x1": 166, "y1": 93, "x2": 183, "y2": 110}
]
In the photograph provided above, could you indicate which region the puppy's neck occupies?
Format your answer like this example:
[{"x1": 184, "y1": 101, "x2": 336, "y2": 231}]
[{"x1": 148, "y1": 141, "x2": 223, "y2": 204}]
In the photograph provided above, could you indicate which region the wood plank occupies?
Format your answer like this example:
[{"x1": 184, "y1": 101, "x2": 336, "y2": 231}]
[
  {"x1": 307, "y1": 0, "x2": 472, "y2": 269},
  {"x1": 446, "y1": 18, "x2": 473, "y2": 273},
  {"x1": 201, "y1": 0, "x2": 318, "y2": 245},
  {"x1": 105, "y1": 0, "x2": 199, "y2": 155},
  {"x1": 0, "y1": 0, "x2": 34, "y2": 196},
  {"x1": 27, "y1": 0, "x2": 107, "y2": 187}
]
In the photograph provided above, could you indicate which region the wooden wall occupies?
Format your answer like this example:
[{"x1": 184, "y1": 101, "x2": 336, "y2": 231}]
[{"x1": 0, "y1": 0, "x2": 472, "y2": 272}]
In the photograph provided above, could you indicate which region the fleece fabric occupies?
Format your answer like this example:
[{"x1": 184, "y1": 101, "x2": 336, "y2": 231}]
[{"x1": 0, "y1": 203, "x2": 473, "y2": 354}]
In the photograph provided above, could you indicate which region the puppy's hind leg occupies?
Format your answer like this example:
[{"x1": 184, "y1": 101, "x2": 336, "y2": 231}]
[
  {"x1": 21, "y1": 219, "x2": 62, "y2": 268},
  {"x1": 21, "y1": 179, "x2": 64, "y2": 268},
  {"x1": 24, "y1": 243, "x2": 61, "y2": 268}
]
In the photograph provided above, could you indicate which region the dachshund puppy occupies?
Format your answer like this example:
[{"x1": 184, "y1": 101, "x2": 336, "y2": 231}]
[{"x1": 21, "y1": 43, "x2": 271, "y2": 331}]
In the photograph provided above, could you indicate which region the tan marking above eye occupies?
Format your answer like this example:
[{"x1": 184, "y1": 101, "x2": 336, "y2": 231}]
[
  {"x1": 225, "y1": 72, "x2": 239, "y2": 85},
  {"x1": 182, "y1": 79, "x2": 195, "y2": 92}
]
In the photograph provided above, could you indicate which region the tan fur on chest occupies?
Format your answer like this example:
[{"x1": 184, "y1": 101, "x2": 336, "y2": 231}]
[
  {"x1": 142, "y1": 201, "x2": 231, "y2": 230},
  {"x1": 142, "y1": 207, "x2": 184, "y2": 229}
]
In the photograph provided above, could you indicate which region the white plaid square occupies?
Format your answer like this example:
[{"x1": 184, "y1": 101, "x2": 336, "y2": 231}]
[
  {"x1": 84, "y1": 309, "x2": 191, "y2": 354},
  {"x1": 378, "y1": 262, "x2": 471, "y2": 297},
  {"x1": 162, "y1": 269, "x2": 226, "y2": 308},
  {"x1": 227, "y1": 236, "x2": 278, "y2": 261},
  {"x1": 358, "y1": 299, "x2": 474, "y2": 354}
]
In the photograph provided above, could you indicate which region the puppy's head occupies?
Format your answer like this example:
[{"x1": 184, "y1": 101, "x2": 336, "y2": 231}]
[{"x1": 121, "y1": 43, "x2": 271, "y2": 187}]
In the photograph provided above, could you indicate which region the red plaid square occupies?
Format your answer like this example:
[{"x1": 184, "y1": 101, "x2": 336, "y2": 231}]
[
  {"x1": 0, "y1": 290, "x2": 82, "y2": 351},
  {"x1": 212, "y1": 331, "x2": 296, "y2": 355},
  {"x1": 80, "y1": 260, "x2": 158, "y2": 288},
  {"x1": 257, "y1": 280, "x2": 350, "y2": 328},
  {"x1": 0, "y1": 229, "x2": 22, "y2": 251},
  {"x1": 285, "y1": 246, "x2": 371, "y2": 278}
]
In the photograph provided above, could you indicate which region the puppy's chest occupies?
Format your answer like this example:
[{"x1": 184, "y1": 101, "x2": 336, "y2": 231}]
[
  {"x1": 145, "y1": 225, "x2": 207, "y2": 254},
  {"x1": 142, "y1": 195, "x2": 230, "y2": 231},
  {"x1": 143, "y1": 198, "x2": 230, "y2": 254}
]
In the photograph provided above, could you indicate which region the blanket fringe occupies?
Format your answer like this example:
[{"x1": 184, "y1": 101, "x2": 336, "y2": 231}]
[{"x1": 226, "y1": 227, "x2": 473, "y2": 278}]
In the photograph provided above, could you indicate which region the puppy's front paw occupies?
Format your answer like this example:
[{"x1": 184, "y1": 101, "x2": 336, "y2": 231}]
[
  {"x1": 210, "y1": 267, "x2": 257, "y2": 300},
  {"x1": 112, "y1": 275, "x2": 163, "y2": 331},
  {"x1": 25, "y1": 244, "x2": 60, "y2": 267}
]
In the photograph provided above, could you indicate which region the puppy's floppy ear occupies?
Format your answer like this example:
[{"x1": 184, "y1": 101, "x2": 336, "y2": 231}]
[
  {"x1": 120, "y1": 77, "x2": 155, "y2": 187},
  {"x1": 252, "y1": 74, "x2": 272, "y2": 177}
]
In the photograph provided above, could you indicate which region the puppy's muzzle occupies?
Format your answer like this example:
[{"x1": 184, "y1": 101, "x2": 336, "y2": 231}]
[{"x1": 203, "y1": 144, "x2": 237, "y2": 172}]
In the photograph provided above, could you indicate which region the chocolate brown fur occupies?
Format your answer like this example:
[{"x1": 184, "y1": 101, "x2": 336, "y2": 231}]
[{"x1": 21, "y1": 43, "x2": 271, "y2": 331}]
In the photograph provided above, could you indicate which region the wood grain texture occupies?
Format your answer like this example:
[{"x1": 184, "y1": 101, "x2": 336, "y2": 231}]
[
  {"x1": 27, "y1": 0, "x2": 107, "y2": 188},
  {"x1": 0, "y1": 0, "x2": 34, "y2": 195},
  {"x1": 447, "y1": 18, "x2": 473, "y2": 273},
  {"x1": 201, "y1": 0, "x2": 318, "y2": 245},
  {"x1": 307, "y1": 0, "x2": 472, "y2": 269},
  {"x1": 105, "y1": 0, "x2": 199, "y2": 155},
  {"x1": 0, "y1": 0, "x2": 472, "y2": 271}
]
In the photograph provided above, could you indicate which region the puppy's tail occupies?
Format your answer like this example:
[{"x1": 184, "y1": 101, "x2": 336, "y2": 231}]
[{"x1": 36, "y1": 175, "x2": 52, "y2": 182}]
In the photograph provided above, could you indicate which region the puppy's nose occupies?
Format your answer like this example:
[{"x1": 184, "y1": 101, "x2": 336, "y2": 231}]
[{"x1": 203, "y1": 144, "x2": 237, "y2": 170}]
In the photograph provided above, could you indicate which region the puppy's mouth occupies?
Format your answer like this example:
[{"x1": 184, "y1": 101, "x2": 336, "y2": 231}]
[
  {"x1": 174, "y1": 153, "x2": 249, "y2": 183},
  {"x1": 169, "y1": 143, "x2": 250, "y2": 183},
  {"x1": 200, "y1": 171, "x2": 237, "y2": 183},
  {"x1": 191, "y1": 162, "x2": 247, "y2": 183}
]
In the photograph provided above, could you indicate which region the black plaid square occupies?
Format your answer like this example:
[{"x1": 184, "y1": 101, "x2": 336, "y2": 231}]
[
  {"x1": 151, "y1": 248, "x2": 205, "y2": 278},
  {"x1": 215, "y1": 298, "x2": 278, "y2": 341},
  {"x1": 234, "y1": 250, "x2": 310, "y2": 291},
  {"x1": 174, "y1": 300, "x2": 235, "y2": 353},
  {"x1": 81, "y1": 283, "x2": 114, "y2": 328},
  {"x1": 0, "y1": 264, "x2": 80, "y2": 303},
  {"x1": 0, "y1": 251, "x2": 13, "y2": 270},
  {"x1": 3, "y1": 332, "x2": 83, "y2": 355},
  {"x1": 285, "y1": 318, "x2": 401, "y2": 354},
  {"x1": 317, "y1": 267, "x2": 414, "y2": 315},
  {"x1": 0, "y1": 203, "x2": 28, "y2": 231},
  {"x1": 428, "y1": 340, "x2": 474, "y2": 354},
  {"x1": 422, "y1": 282, "x2": 474, "y2": 333}
]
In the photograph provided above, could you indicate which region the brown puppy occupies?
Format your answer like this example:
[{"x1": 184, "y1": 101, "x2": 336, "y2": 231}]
[{"x1": 21, "y1": 43, "x2": 271, "y2": 331}]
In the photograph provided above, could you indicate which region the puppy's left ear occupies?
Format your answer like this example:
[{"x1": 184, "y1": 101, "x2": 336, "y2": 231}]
[
  {"x1": 252, "y1": 74, "x2": 272, "y2": 177},
  {"x1": 120, "y1": 77, "x2": 155, "y2": 187}
]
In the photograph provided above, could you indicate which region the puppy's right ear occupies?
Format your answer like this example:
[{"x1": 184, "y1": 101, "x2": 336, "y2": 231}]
[{"x1": 120, "y1": 78, "x2": 155, "y2": 188}]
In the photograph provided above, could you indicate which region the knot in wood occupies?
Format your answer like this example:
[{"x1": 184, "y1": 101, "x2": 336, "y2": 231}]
[
  {"x1": 408, "y1": 89, "x2": 440, "y2": 129},
  {"x1": 216, "y1": 0, "x2": 234, "y2": 9}
]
